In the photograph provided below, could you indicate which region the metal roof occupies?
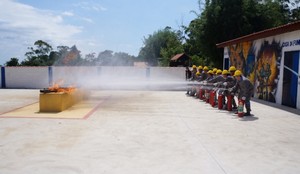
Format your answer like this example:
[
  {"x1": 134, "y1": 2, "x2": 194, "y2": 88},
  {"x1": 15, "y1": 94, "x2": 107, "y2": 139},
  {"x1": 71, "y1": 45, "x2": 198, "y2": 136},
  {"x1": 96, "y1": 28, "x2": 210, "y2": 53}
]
[
  {"x1": 216, "y1": 20, "x2": 300, "y2": 48},
  {"x1": 170, "y1": 53, "x2": 186, "y2": 61}
]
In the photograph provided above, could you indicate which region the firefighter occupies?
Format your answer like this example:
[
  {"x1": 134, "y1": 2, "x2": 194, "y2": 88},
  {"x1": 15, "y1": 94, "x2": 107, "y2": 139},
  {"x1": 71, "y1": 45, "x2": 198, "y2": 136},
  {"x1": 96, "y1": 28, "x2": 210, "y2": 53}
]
[
  {"x1": 220, "y1": 70, "x2": 231, "y2": 109},
  {"x1": 212, "y1": 68, "x2": 218, "y2": 77},
  {"x1": 229, "y1": 66, "x2": 237, "y2": 76},
  {"x1": 190, "y1": 65, "x2": 198, "y2": 80},
  {"x1": 200, "y1": 66, "x2": 209, "y2": 81},
  {"x1": 198, "y1": 66, "x2": 203, "y2": 75},
  {"x1": 201, "y1": 70, "x2": 214, "y2": 102},
  {"x1": 185, "y1": 66, "x2": 192, "y2": 80},
  {"x1": 224, "y1": 66, "x2": 238, "y2": 109},
  {"x1": 208, "y1": 69, "x2": 224, "y2": 84},
  {"x1": 231, "y1": 70, "x2": 254, "y2": 116},
  {"x1": 186, "y1": 65, "x2": 198, "y2": 95},
  {"x1": 190, "y1": 71, "x2": 202, "y2": 96},
  {"x1": 216, "y1": 69, "x2": 222, "y2": 75},
  {"x1": 206, "y1": 69, "x2": 225, "y2": 106}
]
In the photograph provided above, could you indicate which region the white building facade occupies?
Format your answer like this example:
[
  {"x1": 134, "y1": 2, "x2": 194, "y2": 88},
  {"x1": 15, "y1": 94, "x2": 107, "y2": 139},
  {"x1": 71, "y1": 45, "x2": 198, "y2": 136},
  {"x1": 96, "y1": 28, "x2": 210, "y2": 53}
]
[{"x1": 217, "y1": 21, "x2": 300, "y2": 109}]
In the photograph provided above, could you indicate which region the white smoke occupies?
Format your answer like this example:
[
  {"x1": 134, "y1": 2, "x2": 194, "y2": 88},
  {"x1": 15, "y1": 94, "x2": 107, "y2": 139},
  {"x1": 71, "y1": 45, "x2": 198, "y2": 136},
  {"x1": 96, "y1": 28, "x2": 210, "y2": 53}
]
[{"x1": 51, "y1": 66, "x2": 188, "y2": 91}]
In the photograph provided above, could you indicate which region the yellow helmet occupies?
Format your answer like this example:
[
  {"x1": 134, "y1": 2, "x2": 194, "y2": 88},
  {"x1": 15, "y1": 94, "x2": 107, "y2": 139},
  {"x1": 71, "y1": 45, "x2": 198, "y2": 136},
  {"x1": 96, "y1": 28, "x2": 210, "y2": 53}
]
[
  {"x1": 192, "y1": 65, "x2": 197, "y2": 69},
  {"x1": 198, "y1": 66, "x2": 203, "y2": 70},
  {"x1": 207, "y1": 70, "x2": 214, "y2": 74},
  {"x1": 233, "y1": 70, "x2": 242, "y2": 76},
  {"x1": 216, "y1": 69, "x2": 222, "y2": 74},
  {"x1": 222, "y1": 70, "x2": 229, "y2": 75},
  {"x1": 212, "y1": 68, "x2": 217, "y2": 73},
  {"x1": 203, "y1": 66, "x2": 209, "y2": 71},
  {"x1": 229, "y1": 66, "x2": 237, "y2": 72},
  {"x1": 196, "y1": 71, "x2": 200, "y2": 76}
]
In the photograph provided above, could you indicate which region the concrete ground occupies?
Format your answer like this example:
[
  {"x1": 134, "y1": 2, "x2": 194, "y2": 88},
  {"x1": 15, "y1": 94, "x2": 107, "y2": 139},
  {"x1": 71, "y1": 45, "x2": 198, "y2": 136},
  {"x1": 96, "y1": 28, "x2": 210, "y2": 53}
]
[{"x1": 0, "y1": 89, "x2": 300, "y2": 174}]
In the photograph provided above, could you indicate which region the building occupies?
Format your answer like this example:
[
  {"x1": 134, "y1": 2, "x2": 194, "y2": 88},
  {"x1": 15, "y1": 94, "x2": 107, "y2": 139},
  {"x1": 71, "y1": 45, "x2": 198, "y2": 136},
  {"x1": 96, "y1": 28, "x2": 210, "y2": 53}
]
[
  {"x1": 169, "y1": 53, "x2": 190, "y2": 67},
  {"x1": 133, "y1": 61, "x2": 148, "y2": 68},
  {"x1": 216, "y1": 21, "x2": 300, "y2": 109}
]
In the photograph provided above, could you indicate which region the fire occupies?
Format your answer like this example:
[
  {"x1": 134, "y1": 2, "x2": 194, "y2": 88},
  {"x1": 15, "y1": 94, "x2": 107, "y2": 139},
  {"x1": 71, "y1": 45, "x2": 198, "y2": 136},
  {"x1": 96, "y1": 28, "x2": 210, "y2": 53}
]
[{"x1": 41, "y1": 79, "x2": 76, "y2": 94}]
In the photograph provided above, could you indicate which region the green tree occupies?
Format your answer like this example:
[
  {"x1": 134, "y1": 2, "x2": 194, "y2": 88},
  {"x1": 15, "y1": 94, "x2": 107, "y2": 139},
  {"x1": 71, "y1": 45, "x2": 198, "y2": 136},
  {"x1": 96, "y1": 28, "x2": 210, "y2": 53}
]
[
  {"x1": 53, "y1": 45, "x2": 82, "y2": 66},
  {"x1": 5, "y1": 58, "x2": 20, "y2": 66},
  {"x1": 95, "y1": 50, "x2": 135, "y2": 66},
  {"x1": 21, "y1": 40, "x2": 53, "y2": 66},
  {"x1": 85, "y1": 52, "x2": 97, "y2": 65},
  {"x1": 63, "y1": 45, "x2": 82, "y2": 65},
  {"x1": 184, "y1": 0, "x2": 291, "y2": 68},
  {"x1": 53, "y1": 46, "x2": 70, "y2": 66},
  {"x1": 139, "y1": 27, "x2": 183, "y2": 66},
  {"x1": 97, "y1": 50, "x2": 113, "y2": 66},
  {"x1": 285, "y1": 0, "x2": 300, "y2": 21},
  {"x1": 160, "y1": 30, "x2": 184, "y2": 66},
  {"x1": 113, "y1": 52, "x2": 134, "y2": 66}
]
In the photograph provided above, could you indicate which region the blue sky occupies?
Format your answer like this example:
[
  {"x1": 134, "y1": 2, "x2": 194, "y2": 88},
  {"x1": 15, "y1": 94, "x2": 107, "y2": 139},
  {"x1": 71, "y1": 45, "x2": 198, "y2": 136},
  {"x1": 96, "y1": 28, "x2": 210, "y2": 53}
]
[{"x1": 0, "y1": 0, "x2": 199, "y2": 65}]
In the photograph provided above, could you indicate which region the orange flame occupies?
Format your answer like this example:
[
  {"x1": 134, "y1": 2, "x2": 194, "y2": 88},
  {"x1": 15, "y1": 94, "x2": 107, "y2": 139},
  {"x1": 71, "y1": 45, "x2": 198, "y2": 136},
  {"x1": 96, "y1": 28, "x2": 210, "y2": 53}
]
[{"x1": 48, "y1": 80, "x2": 76, "y2": 94}]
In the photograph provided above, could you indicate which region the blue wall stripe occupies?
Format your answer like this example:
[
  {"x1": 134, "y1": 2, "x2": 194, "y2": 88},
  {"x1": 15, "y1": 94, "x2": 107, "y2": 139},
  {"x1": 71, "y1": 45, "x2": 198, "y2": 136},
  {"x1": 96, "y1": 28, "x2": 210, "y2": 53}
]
[
  {"x1": 1, "y1": 67, "x2": 6, "y2": 88},
  {"x1": 48, "y1": 66, "x2": 53, "y2": 86},
  {"x1": 146, "y1": 67, "x2": 150, "y2": 78},
  {"x1": 290, "y1": 51, "x2": 299, "y2": 107}
]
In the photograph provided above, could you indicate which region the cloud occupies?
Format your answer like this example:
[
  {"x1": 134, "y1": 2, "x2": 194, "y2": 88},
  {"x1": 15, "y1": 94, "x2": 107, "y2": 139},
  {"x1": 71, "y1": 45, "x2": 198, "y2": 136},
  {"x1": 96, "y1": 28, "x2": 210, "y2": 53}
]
[
  {"x1": 0, "y1": 0, "x2": 82, "y2": 64},
  {"x1": 62, "y1": 11, "x2": 74, "y2": 17},
  {"x1": 80, "y1": 17, "x2": 94, "y2": 23},
  {"x1": 73, "y1": 1, "x2": 107, "y2": 12}
]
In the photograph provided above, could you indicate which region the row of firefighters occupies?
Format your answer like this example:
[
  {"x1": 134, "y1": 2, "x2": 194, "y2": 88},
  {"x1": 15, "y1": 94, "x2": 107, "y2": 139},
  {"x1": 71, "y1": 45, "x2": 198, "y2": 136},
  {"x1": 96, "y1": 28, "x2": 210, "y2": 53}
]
[{"x1": 186, "y1": 65, "x2": 254, "y2": 117}]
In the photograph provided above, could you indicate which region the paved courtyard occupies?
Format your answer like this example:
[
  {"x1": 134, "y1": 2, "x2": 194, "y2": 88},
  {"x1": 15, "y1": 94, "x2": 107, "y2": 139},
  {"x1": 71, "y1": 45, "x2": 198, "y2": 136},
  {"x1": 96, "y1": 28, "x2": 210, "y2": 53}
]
[{"x1": 0, "y1": 89, "x2": 300, "y2": 174}]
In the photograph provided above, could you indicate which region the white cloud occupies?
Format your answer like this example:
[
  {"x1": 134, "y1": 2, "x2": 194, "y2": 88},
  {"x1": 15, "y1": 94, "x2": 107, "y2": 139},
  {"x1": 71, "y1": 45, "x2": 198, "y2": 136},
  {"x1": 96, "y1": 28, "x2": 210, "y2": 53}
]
[
  {"x1": 62, "y1": 11, "x2": 74, "y2": 17},
  {"x1": 81, "y1": 17, "x2": 94, "y2": 23},
  {"x1": 73, "y1": 1, "x2": 107, "y2": 12},
  {"x1": 92, "y1": 6, "x2": 107, "y2": 12},
  {"x1": 88, "y1": 42, "x2": 96, "y2": 46},
  {"x1": 0, "y1": 0, "x2": 82, "y2": 64}
]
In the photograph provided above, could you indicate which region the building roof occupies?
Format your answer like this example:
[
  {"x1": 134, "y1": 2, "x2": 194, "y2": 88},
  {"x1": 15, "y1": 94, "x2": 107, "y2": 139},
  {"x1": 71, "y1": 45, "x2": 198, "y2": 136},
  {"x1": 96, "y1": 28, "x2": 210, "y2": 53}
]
[
  {"x1": 216, "y1": 20, "x2": 300, "y2": 48},
  {"x1": 170, "y1": 53, "x2": 186, "y2": 61},
  {"x1": 133, "y1": 61, "x2": 147, "y2": 67}
]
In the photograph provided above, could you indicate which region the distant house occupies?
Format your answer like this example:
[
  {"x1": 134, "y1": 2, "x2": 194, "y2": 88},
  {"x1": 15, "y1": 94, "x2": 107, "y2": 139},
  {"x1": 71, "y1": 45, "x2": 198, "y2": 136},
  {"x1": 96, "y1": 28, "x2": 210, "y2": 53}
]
[
  {"x1": 133, "y1": 61, "x2": 147, "y2": 68},
  {"x1": 169, "y1": 53, "x2": 190, "y2": 67}
]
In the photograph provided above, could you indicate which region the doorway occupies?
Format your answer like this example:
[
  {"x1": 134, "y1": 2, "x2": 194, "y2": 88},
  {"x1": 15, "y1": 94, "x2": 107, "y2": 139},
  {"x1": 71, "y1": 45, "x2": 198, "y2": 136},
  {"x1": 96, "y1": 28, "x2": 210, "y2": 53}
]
[{"x1": 282, "y1": 51, "x2": 300, "y2": 108}]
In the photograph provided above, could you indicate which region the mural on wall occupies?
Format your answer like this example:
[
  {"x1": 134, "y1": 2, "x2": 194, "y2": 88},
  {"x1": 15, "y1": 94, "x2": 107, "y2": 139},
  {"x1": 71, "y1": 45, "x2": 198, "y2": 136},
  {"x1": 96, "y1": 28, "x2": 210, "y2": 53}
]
[
  {"x1": 228, "y1": 41, "x2": 255, "y2": 82},
  {"x1": 228, "y1": 40, "x2": 281, "y2": 103},
  {"x1": 255, "y1": 41, "x2": 281, "y2": 102}
]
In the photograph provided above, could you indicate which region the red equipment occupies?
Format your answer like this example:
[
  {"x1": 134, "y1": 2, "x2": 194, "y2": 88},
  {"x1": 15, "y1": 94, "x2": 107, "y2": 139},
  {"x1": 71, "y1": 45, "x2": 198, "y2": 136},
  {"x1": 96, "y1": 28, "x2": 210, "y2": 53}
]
[
  {"x1": 218, "y1": 94, "x2": 223, "y2": 109},
  {"x1": 237, "y1": 99, "x2": 245, "y2": 117},
  {"x1": 199, "y1": 89, "x2": 205, "y2": 100},
  {"x1": 210, "y1": 90, "x2": 216, "y2": 107},
  {"x1": 227, "y1": 95, "x2": 233, "y2": 111}
]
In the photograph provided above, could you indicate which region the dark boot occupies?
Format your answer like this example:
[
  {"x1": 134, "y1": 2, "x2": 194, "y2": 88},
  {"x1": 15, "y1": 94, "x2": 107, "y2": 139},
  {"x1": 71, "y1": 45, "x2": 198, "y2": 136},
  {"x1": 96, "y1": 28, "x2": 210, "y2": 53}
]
[{"x1": 244, "y1": 108, "x2": 251, "y2": 116}]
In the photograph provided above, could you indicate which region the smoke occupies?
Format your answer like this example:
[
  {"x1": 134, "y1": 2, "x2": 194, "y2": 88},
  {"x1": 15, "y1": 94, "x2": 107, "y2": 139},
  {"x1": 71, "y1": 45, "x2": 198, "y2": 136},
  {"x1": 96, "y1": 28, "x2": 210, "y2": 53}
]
[{"x1": 51, "y1": 66, "x2": 189, "y2": 91}]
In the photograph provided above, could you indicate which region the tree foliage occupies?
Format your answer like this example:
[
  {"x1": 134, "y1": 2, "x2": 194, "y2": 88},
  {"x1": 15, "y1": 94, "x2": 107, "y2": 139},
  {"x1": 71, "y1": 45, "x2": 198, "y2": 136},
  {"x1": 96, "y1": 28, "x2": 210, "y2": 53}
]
[
  {"x1": 138, "y1": 27, "x2": 184, "y2": 66},
  {"x1": 5, "y1": 58, "x2": 19, "y2": 66},
  {"x1": 21, "y1": 40, "x2": 53, "y2": 66},
  {"x1": 94, "y1": 50, "x2": 134, "y2": 66},
  {"x1": 4, "y1": 40, "x2": 136, "y2": 66},
  {"x1": 183, "y1": 0, "x2": 296, "y2": 68}
]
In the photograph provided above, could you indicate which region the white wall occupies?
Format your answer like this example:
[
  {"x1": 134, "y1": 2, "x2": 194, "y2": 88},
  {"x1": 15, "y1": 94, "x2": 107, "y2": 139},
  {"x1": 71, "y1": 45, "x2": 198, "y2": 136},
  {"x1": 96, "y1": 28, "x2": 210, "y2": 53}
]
[
  {"x1": 5, "y1": 67, "x2": 48, "y2": 89},
  {"x1": 53, "y1": 66, "x2": 98, "y2": 86},
  {"x1": 100, "y1": 66, "x2": 147, "y2": 80},
  {"x1": 150, "y1": 67, "x2": 185, "y2": 80}
]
